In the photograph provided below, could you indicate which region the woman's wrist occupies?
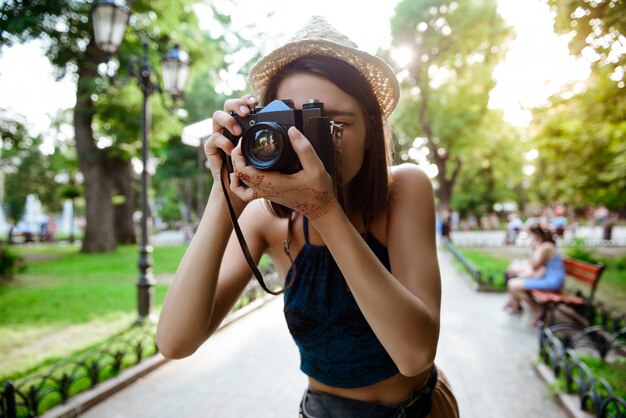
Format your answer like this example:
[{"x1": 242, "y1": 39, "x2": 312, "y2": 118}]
[
  {"x1": 209, "y1": 182, "x2": 248, "y2": 219},
  {"x1": 309, "y1": 199, "x2": 345, "y2": 228},
  {"x1": 296, "y1": 197, "x2": 339, "y2": 221}
]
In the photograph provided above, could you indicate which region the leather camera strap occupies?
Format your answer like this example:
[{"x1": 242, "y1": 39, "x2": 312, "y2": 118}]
[{"x1": 219, "y1": 160, "x2": 296, "y2": 295}]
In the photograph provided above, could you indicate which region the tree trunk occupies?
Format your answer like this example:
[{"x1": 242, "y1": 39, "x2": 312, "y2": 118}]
[
  {"x1": 111, "y1": 158, "x2": 137, "y2": 245},
  {"x1": 74, "y1": 40, "x2": 116, "y2": 253}
]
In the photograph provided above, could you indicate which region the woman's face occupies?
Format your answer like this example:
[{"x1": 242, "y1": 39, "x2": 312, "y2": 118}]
[{"x1": 276, "y1": 72, "x2": 368, "y2": 186}]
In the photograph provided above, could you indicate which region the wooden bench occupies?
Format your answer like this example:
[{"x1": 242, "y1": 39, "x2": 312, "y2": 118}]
[
  {"x1": 7, "y1": 231, "x2": 55, "y2": 244},
  {"x1": 529, "y1": 257, "x2": 605, "y2": 325}
]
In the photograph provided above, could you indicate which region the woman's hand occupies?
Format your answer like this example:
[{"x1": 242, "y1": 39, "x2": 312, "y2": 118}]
[
  {"x1": 229, "y1": 127, "x2": 338, "y2": 220},
  {"x1": 204, "y1": 94, "x2": 258, "y2": 192}
]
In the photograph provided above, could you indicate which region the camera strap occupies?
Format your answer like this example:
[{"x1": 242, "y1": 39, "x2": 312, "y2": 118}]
[
  {"x1": 330, "y1": 121, "x2": 345, "y2": 211},
  {"x1": 219, "y1": 160, "x2": 296, "y2": 295}
]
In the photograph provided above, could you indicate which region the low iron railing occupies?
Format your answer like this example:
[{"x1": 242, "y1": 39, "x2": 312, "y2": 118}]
[
  {"x1": 1, "y1": 325, "x2": 156, "y2": 418},
  {"x1": 1, "y1": 267, "x2": 280, "y2": 418},
  {"x1": 539, "y1": 323, "x2": 626, "y2": 418},
  {"x1": 444, "y1": 242, "x2": 496, "y2": 288}
]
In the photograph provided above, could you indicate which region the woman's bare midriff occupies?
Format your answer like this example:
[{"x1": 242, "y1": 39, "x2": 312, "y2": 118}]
[{"x1": 308, "y1": 367, "x2": 433, "y2": 405}]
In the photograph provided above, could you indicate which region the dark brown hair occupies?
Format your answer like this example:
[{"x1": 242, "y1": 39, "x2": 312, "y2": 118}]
[
  {"x1": 260, "y1": 55, "x2": 393, "y2": 223},
  {"x1": 528, "y1": 223, "x2": 556, "y2": 245}
]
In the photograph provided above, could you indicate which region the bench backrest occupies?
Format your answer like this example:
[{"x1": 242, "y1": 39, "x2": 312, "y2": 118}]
[{"x1": 563, "y1": 257, "x2": 605, "y2": 302}]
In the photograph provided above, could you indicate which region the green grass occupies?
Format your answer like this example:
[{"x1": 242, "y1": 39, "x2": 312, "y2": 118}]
[
  {"x1": 1, "y1": 244, "x2": 186, "y2": 326},
  {"x1": 0, "y1": 244, "x2": 187, "y2": 380},
  {"x1": 452, "y1": 248, "x2": 510, "y2": 289},
  {"x1": 0, "y1": 243, "x2": 275, "y2": 382},
  {"x1": 550, "y1": 356, "x2": 626, "y2": 408}
]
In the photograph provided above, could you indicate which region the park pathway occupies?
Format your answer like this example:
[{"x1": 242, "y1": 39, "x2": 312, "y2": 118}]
[{"x1": 82, "y1": 250, "x2": 565, "y2": 418}]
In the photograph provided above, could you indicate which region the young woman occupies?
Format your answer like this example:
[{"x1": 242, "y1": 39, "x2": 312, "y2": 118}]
[
  {"x1": 505, "y1": 223, "x2": 565, "y2": 321},
  {"x1": 157, "y1": 16, "x2": 458, "y2": 418}
]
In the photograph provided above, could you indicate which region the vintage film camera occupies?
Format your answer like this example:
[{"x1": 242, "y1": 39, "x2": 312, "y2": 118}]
[{"x1": 222, "y1": 99, "x2": 335, "y2": 175}]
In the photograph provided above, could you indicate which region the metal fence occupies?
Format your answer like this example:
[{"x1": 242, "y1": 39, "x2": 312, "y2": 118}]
[
  {"x1": 444, "y1": 242, "x2": 496, "y2": 288},
  {"x1": 539, "y1": 323, "x2": 626, "y2": 418},
  {"x1": 0, "y1": 265, "x2": 281, "y2": 418},
  {"x1": 1, "y1": 325, "x2": 156, "y2": 418}
]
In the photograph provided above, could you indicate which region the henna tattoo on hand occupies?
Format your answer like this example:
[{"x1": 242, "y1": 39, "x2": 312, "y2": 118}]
[
  {"x1": 293, "y1": 198, "x2": 338, "y2": 220},
  {"x1": 237, "y1": 172, "x2": 264, "y2": 187},
  {"x1": 235, "y1": 173, "x2": 336, "y2": 218}
]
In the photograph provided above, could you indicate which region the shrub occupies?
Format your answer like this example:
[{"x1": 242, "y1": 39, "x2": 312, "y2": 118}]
[
  {"x1": 565, "y1": 238, "x2": 599, "y2": 264},
  {"x1": 0, "y1": 244, "x2": 25, "y2": 282}
]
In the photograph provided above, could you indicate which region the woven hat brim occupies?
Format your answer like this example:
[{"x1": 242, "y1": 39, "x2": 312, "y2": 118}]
[{"x1": 250, "y1": 39, "x2": 400, "y2": 119}]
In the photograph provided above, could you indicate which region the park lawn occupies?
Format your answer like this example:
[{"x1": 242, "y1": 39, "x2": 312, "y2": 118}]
[
  {"x1": 0, "y1": 244, "x2": 187, "y2": 381},
  {"x1": 452, "y1": 248, "x2": 510, "y2": 289}
]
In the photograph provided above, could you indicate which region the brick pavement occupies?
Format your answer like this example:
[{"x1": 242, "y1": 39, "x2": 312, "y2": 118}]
[{"x1": 81, "y1": 250, "x2": 565, "y2": 418}]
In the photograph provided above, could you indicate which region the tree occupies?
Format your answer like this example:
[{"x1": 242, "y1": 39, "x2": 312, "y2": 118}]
[
  {"x1": 1, "y1": 111, "x2": 32, "y2": 221},
  {"x1": 0, "y1": 0, "x2": 214, "y2": 252},
  {"x1": 390, "y1": 0, "x2": 512, "y2": 210},
  {"x1": 1, "y1": 108, "x2": 82, "y2": 225},
  {"x1": 153, "y1": 136, "x2": 199, "y2": 225},
  {"x1": 548, "y1": 0, "x2": 625, "y2": 82},
  {"x1": 450, "y1": 110, "x2": 525, "y2": 217},
  {"x1": 528, "y1": 0, "x2": 626, "y2": 210},
  {"x1": 530, "y1": 69, "x2": 626, "y2": 209}
]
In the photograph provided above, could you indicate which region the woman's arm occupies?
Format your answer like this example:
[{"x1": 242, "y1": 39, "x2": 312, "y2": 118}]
[
  {"x1": 311, "y1": 164, "x2": 441, "y2": 377},
  {"x1": 156, "y1": 189, "x2": 269, "y2": 359},
  {"x1": 529, "y1": 243, "x2": 552, "y2": 271},
  {"x1": 156, "y1": 95, "x2": 269, "y2": 359}
]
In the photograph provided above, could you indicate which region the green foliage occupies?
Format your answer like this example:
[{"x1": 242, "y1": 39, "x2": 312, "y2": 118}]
[
  {"x1": 153, "y1": 135, "x2": 209, "y2": 225},
  {"x1": 2, "y1": 131, "x2": 64, "y2": 220},
  {"x1": 1, "y1": 0, "x2": 244, "y2": 252},
  {"x1": 450, "y1": 110, "x2": 526, "y2": 216},
  {"x1": 0, "y1": 244, "x2": 25, "y2": 283},
  {"x1": 548, "y1": 0, "x2": 625, "y2": 78},
  {"x1": 565, "y1": 239, "x2": 599, "y2": 264},
  {"x1": 390, "y1": 0, "x2": 514, "y2": 209},
  {"x1": 530, "y1": 69, "x2": 626, "y2": 209},
  {"x1": 551, "y1": 355, "x2": 626, "y2": 401},
  {"x1": 528, "y1": 0, "x2": 625, "y2": 210}
]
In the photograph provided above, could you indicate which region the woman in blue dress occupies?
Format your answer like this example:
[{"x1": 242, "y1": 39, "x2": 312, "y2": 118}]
[{"x1": 504, "y1": 223, "x2": 565, "y2": 320}]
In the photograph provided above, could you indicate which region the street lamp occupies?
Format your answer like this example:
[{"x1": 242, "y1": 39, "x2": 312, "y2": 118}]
[{"x1": 92, "y1": 0, "x2": 190, "y2": 323}]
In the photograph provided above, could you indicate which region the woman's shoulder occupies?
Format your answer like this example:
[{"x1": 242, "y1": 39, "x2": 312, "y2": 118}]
[
  {"x1": 240, "y1": 199, "x2": 285, "y2": 238},
  {"x1": 538, "y1": 241, "x2": 558, "y2": 257},
  {"x1": 385, "y1": 164, "x2": 436, "y2": 230},
  {"x1": 389, "y1": 163, "x2": 434, "y2": 202}
]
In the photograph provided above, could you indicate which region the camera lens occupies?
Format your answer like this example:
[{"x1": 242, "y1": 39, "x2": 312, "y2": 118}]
[
  {"x1": 242, "y1": 122, "x2": 297, "y2": 171},
  {"x1": 249, "y1": 128, "x2": 279, "y2": 162}
]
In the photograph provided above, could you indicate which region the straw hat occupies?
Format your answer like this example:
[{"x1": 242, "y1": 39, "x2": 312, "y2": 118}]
[{"x1": 249, "y1": 15, "x2": 400, "y2": 119}]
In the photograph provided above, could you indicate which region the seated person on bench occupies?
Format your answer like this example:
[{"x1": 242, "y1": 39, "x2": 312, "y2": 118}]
[{"x1": 504, "y1": 223, "x2": 565, "y2": 318}]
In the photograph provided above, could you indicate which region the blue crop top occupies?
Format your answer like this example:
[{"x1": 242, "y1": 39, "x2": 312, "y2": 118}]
[{"x1": 283, "y1": 217, "x2": 399, "y2": 388}]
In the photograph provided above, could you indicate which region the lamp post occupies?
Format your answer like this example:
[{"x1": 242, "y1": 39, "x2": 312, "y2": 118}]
[{"x1": 92, "y1": 0, "x2": 190, "y2": 323}]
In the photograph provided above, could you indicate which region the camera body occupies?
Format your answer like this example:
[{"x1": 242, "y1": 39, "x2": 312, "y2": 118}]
[{"x1": 222, "y1": 99, "x2": 334, "y2": 175}]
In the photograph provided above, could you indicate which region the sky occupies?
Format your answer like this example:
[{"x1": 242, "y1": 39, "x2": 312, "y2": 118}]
[{"x1": 0, "y1": 0, "x2": 591, "y2": 138}]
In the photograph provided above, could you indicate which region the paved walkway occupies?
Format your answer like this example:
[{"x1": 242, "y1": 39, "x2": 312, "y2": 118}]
[{"x1": 82, "y1": 250, "x2": 565, "y2": 418}]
